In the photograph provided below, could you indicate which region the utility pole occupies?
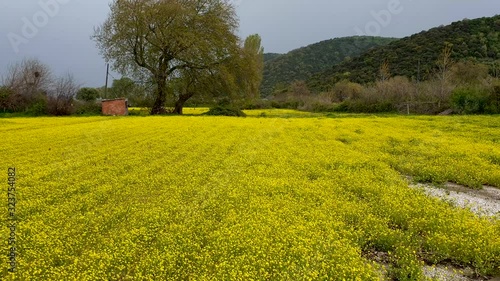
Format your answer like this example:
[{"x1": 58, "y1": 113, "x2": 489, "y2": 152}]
[{"x1": 104, "y1": 63, "x2": 109, "y2": 99}]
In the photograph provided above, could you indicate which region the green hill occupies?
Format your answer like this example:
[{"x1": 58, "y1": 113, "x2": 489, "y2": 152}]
[
  {"x1": 261, "y1": 36, "x2": 398, "y2": 96},
  {"x1": 264, "y1": 53, "x2": 282, "y2": 62},
  {"x1": 308, "y1": 15, "x2": 500, "y2": 92}
]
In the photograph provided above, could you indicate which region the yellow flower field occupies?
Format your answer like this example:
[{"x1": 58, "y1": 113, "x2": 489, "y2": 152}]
[{"x1": 0, "y1": 113, "x2": 499, "y2": 280}]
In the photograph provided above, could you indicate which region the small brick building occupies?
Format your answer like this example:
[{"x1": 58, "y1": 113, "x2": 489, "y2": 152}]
[{"x1": 102, "y1": 98, "x2": 129, "y2": 116}]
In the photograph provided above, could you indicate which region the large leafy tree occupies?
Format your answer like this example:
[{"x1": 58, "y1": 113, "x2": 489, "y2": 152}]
[
  {"x1": 93, "y1": 0, "x2": 239, "y2": 115},
  {"x1": 170, "y1": 34, "x2": 264, "y2": 114}
]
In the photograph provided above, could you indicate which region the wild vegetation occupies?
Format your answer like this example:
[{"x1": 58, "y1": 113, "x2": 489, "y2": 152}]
[
  {"x1": 263, "y1": 53, "x2": 282, "y2": 62},
  {"x1": 271, "y1": 42, "x2": 499, "y2": 114},
  {"x1": 0, "y1": 59, "x2": 81, "y2": 116},
  {"x1": 261, "y1": 36, "x2": 397, "y2": 97},
  {"x1": 1, "y1": 113, "x2": 499, "y2": 280},
  {"x1": 308, "y1": 15, "x2": 500, "y2": 91}
]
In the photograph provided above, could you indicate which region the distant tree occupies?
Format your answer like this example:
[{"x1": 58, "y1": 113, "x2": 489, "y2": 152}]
[
  {"x1": 450, "y1": 61, "x2": 489, "y2": 86},
  {"x1": 379, "y1": 60, "x2": 391, "y2": 82},
  {"x1": 108, "y1": 77, "x2": 136, "y2": 99},
  {"x1": 330, "y1": 80, "x2": 364, "y2": 102},
  {"x1": 93, "y1": 0, "x2": 240, "y2": 115},
  {"x1": 2, "y1": 58, "x2": 52, "y2": 95},
  {"x1": 47, "y1": 73, "x2": 80, "y2": 116},
  {"x1": 76, "y1": 87, "x2": 100, "y2": 102},
  {"x1": 2, "y1": 58, "x2": 52, "y2": 112},
  {"x1": 240, "y1": 34, "x2": 265, "y2": 102},
  {"x1": 290, "y1": 81, "x2": 311, "y2": 97},
  {"x1": 435, "y1": 44, "x2": 454, "y2": 109}
]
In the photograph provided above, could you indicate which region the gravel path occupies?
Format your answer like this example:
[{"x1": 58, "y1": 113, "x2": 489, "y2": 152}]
[
  {"x1": 409, "y1": 182, "x2": 500, "y2": 217},
  {"x1": 422, "y1": 265, "x2": 474, "y2": 281},
  {"x1": 407, "y1": 181, "x2": 500, "y2": 280}
]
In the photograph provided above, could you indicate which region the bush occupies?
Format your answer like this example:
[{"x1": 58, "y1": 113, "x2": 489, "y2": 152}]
[
  {"x1": 486, "y1": 81, "x2": 500, "y2": 114},
  {"x1": 0, "y1": 86, "x2": 13, "y2": 112},
  {"x1": 204, "y1": 105, "x2": 246, "y2": 117},
  {"x1": 46, "y1": 96, "x2": 74, "y2": 116},
  {"x1": 74, "y1": 100, "x2": 102, "y2": 115},
  {"x1": 337, "y1": 100, "x2": 397, "y2": 113},
  {"x1": 451, "y1": 87, "x2": 490, "y2": 114},
  {"x1": 329, "y1": 80, "x2": 364, "y2": 102},
  {"x1": 243, "y1": 100, "x2": 272, "y2": 110},
  {"x1": 25, "y1": 97, "x2": 48, "y2": 116},
  {"x1": 76, "y1": 88, "x2": 100, "y2": 102},
  {"x1": 299, "y1": 101, "x2": 336, "y2": 112}
]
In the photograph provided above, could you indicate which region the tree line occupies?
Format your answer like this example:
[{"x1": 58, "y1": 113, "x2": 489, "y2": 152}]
[
  {"x1": 264, "y1": 15, "x2": 500, "y2": 115},
  {"x1": 266, "y1": 51, "x2": 500, "y2": 115}
]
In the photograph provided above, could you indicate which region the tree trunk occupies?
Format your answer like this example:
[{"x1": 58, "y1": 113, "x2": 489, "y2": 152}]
[
  {"x1": 173, "y1": 93, "x2": 194, "y2": 115},
  {"x1": 151, "y1": 77, "x2": 167, "y2": 115}
]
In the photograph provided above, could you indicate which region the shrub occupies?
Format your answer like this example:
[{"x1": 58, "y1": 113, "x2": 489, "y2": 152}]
[
  {"x1": 329, "y1": 80, "x2": 364, "y2": 102},
  {"x1": 0, "y1": 86, "x2": 13, "y2": 112},
  {"x1": 204, "y1": 105, "x2": 246, "y2": 117},
  {"x1": 243, "y1": 100, "x2": 272, "y2": 110},
  {"x1": 76, "y1": 88, "x2": 100, "y2": 102},
  {"x1": 451, "y1": 86, "x2": 490, "y2": 114},
  {"x1": 299, "y1": 101, "x2": 336, "y2": 112},
  {"x1": 46, "y1": 96, "x2": 74, "y2": 116},
  {"x1": 338, "y1": 100, "x2": 397, "y2": 113},
  {"x1": 74, "y1": 100, "x2": 102, "y2": 115},
  {"x1": 486, "y1": 80, "x2": 500, "y2": 114},
  {"x1": 25, "y1": 97, "x2": 48, "y2": 116}
]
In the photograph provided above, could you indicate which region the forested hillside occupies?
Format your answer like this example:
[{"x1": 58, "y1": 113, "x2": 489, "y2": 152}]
[
  {"x1": 264, "y1": 53, "x2": 282, "y2": 62},
  {"x1": 261, "y1": 36, "x2": 397, "y2": 96},
  {"x1": 308, "y1": 16, "x2": 500, "y2": 92}
]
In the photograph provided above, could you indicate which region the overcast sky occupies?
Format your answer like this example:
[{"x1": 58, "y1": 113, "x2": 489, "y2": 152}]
[{"x1": 0, "y1": 0, "x2": 498, "y2": 87}]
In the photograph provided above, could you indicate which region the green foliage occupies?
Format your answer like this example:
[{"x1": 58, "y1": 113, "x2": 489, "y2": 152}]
[
  {"x1": 76, "y1": 87, "x2": 100, "y2": 102},
  {"x1": 0, "y1": 86, "x2": 13, "y2": 112},
  {"x1": 338, "y1": 100, "x2": 397, "y2": 114},
  {"x1": 204, "y1": 105, "x2": 246, "y2": 117},
  {"x1": 106, "y1": 77, "x2": 154, "y2": 107},
  {"x1": 330, "y1": 80, "x2": 364, "y2": 102},
  {"x1": 175, "y1": 34, "x2": 264, "y2": 114},
  {"x1": 73, "y1": 100, "x2": 102, "y2": 116},
  {"x1": 389, "y1": 244, "x2": 424, "y2": 281},
  {"x1": 108, "y1": 77, "x2": 135, "y2": 99},
  {"x1": 25, "y1": 98, "x2": 48, "y2": 116},
  {"x1": 309, "y1": 15, "x2": 500, "y2": 92},
  {"x1": 241, "y1": 34, "x2": 265, "y2": 102},
  {"x1": 451, "y1": 86, "x2": 499, "y2": 114},
  {"x1": 263, "y1": 53, "x2": 281, "y2": 62},
  {"x1": 262, "y1": 36, "x2": 397, "y2": 96},
  {"x1": 450, "y1": 61, "x2": 490, "y2": 86}
]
